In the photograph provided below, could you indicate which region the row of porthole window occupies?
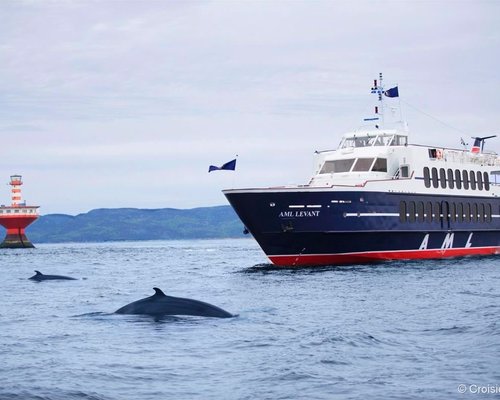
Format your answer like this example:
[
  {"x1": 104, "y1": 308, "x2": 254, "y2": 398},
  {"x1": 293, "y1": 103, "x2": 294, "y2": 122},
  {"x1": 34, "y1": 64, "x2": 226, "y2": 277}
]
[
  {"x1": 423, "y1": 167, "x2": 490, "y2": 191},
  {"x1": 0, "y1": 209, "x2": 35, "y2": 214},
  {"x1": 399, "y1": 200, "x2": 493, "y2": 223}
]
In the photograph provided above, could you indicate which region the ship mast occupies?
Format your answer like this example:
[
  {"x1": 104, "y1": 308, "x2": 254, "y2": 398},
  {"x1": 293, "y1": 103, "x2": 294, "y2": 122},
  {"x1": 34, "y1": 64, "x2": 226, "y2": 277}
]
[{"x1": 370, "y1": 72, "x2": 406, "y2": 132}]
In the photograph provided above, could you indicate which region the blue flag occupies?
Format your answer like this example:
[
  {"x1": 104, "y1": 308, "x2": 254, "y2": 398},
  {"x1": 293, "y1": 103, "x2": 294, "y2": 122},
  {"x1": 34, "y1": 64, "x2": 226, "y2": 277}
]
[
  {"x1": 384, "y1": 86, "x2": 399, "y2": 98},
  {"x1": 208, "y1": 158, "x2": 237, "y2": 172}
]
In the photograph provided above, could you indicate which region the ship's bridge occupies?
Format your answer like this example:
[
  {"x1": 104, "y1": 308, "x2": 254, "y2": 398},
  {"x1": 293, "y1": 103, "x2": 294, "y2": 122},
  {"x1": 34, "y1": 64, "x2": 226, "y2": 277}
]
[
  {"x1": 338, "y1": 129, "x2": 408, "y2": 149},
  {"x1": 309, "y1": 129, "x2": 408, "y2": 186}
]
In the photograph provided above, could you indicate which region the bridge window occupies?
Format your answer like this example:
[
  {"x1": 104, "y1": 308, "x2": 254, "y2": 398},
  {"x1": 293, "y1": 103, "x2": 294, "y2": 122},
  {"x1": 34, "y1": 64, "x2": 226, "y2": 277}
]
[
  {"x1": 371, "y1": 158, "x2": 387, "y2": 172},
  {"x1": 455, "y1": 169, "x2": 462, "y2": 189},
  {"x1": 352, "y1": 158, "x2": 375, "y2": 172},
  {"x1": 319, "y1": 159, "x2": 355, "y2": 174},
  {"x1": 423, "y1": 167, "x2": 431, "y2": 188}
]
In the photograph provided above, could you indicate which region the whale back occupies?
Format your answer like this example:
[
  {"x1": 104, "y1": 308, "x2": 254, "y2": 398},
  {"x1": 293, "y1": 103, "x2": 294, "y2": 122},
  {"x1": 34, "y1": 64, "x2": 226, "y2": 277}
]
[
  {"x1": 115, "y1": 287, "x2": 233, "y2": 318},
  {"x1": 29, "y1": 270, "x2": 76, "y2": 281}
]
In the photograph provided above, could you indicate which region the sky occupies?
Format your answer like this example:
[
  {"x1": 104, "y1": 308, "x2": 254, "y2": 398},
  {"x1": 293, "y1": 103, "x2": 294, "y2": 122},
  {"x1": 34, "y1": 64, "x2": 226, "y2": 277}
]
[{"x1": 1, "y1": 0, "x2": 499, "y2": 215}]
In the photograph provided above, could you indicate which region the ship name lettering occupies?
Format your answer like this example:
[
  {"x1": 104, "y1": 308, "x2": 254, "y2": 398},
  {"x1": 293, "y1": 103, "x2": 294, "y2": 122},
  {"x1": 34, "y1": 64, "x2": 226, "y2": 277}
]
[
  {"x1": 441, "y1": 233, "x2": 454, "y2": 250},
  {"x1": 419, "y1": 234, "x2": 429, "y2": 250},
  {"x1": 279, "y1": 210, "x2": 320, "y2": 218},
  {"x1": 465, "y1": 233, "x2": 473, "y2": 248}
]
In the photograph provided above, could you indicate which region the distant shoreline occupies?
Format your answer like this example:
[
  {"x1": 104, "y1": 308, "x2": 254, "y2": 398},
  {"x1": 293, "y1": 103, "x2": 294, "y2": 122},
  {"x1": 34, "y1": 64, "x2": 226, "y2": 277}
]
[{"x1": 23, "y1": 205, "x2": 246, "y2": 244}]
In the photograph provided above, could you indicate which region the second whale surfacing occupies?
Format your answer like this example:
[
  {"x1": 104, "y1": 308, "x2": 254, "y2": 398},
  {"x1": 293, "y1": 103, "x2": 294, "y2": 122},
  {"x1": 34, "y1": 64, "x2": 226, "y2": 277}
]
[
  {"x1": 29, "y1": 270, "x2": 77, "y2": 281},
  {"x1": 115, "y1": 288, "x2": 234, "y2": 318}
]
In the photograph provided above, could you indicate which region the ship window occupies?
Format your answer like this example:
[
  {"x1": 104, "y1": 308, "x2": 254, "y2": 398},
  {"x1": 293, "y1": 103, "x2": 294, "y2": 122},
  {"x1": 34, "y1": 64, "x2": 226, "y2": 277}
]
[
  {"x1": 423, "y1": 167, "x2": 431, "y2": 188},
  {"x1": 319, "y1": 159, "x2": 355, "y2": 174},
  {"x1": 447, "y1": 169, "x2": 454, "y2": 189},
  {"x1": 399, "y1": 201, "x2": 407, "y2": 223},
  {"x1": 484, "y1": 172, "x2": 490, "y2": 191},
  {"x1": 425, "y1": 202, "x2": 432, "y2": 223},
  {"x1": 471, "y1": 203, "x2": 478, "y2": 222},
  {"x1": 469, "y1": 171, "x2": 476, "y2": 190},
  {"x1": 476, "y1": 171, "x2": 483, "y2": 191},
  {"x1": 442, "y1": 201, "x2": 449, "y2": 222},
  {"x1": 455, "y1": 169, "x2": 462, "y2": 189},
  {"x1": 449, "y1": 202, "x2": 455, "y2": 222},
  {"x1": 457, "y1": 202, "x2": 463, "y2": 222},
  {"x1": 464, "y1": 203, "x2": 471, "y2": 222},
  {"x1": 486, "y1": 203, "x2": 492, "y2": 222},
  {"x1": 491, "y1": 171, "x2": 500, "y2": 185},
  {"x1": 417, "y1": 202, "x2": 424, "y2": 222},
  {"x1": 393, "y1": 135, "x2": 408, "y2": 146},
  {"x1": 342, "y1": 137, "x2": 372, "y2": 148},
  {"x1": 462, "y1": 169, "x2": 469, "y2": 189},
  {"x1": 400, "y1": 165, "x2": 410, "y2": 178},
  {"x1": 371, "y1": 158, "x2": 387, "y2": 172},
  {"x1": 434, "y1": 202, "x2": 441, "y2": 221},
  {"x1": 431, "y1": 168, "x2": 439, "y2": 188},
  {"x1": 428, "y1": 149, "x2": 437, "y2": 159},
  {"x1": 478, "y1": 203, "x2": 485, "y2": 222},
  {"x1": 352, "y1": 158, "x2": 375, "y2": 172},
  {"x1": 408, "y1": 201, "x2": 416, "y2": 223},
  {"x1": 439, "y1": 168, "x2": 447, "y2": 188}
]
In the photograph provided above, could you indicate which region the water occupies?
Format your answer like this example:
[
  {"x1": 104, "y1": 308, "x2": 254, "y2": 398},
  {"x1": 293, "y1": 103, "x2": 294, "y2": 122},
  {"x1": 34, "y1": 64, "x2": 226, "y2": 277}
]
[{"x1": 0, "y1": 239, "x2": 499, "y2": 400}]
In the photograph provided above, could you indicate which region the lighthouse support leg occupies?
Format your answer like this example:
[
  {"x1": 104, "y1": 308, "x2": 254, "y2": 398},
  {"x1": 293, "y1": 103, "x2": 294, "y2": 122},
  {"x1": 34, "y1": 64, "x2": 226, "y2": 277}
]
[{"x1": 0, "y1": 228, "x2": 35, "y2": 248}]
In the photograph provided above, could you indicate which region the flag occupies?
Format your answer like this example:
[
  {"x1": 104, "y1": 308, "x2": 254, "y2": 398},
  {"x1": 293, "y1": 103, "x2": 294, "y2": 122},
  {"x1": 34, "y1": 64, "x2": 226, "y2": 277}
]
[
  {"x1": 208, "y1": 158, "x2": 237, "y2": 172},
  {"x1": 384, "y1": 86, "x2": 399, "y2": 98}
]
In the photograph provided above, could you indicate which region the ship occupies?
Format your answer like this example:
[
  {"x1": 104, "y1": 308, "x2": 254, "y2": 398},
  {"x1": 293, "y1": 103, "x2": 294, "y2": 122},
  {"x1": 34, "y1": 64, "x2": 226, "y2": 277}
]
[{"x1": 223, "y1": 74, "x2": 500, "y2": 266}]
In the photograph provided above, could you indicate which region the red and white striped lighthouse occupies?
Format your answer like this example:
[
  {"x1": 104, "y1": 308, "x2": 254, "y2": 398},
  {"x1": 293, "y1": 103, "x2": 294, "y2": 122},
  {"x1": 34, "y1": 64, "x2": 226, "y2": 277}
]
[{"x1": 0, "y1": 175, "x2": 39, "y2": 248}]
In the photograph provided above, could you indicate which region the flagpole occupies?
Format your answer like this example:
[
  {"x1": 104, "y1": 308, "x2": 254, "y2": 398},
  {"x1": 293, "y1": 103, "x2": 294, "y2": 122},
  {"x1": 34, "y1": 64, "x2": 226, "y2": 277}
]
[{"x1": 379, "y1": 72, "x2": 385, "y2": 128}]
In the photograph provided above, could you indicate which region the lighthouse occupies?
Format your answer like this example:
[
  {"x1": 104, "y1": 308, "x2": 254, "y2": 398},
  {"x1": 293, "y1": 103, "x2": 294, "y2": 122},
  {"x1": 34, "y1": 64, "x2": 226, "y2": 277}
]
[{"x1": 0, "y1": 175, "x2": 39, "y2": 248}]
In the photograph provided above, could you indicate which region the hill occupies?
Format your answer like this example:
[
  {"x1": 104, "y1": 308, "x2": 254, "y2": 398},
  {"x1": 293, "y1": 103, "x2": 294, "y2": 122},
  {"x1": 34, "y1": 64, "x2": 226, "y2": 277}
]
[{"x1": 24, "y1": 206, "x2": 246, "y2": 243}]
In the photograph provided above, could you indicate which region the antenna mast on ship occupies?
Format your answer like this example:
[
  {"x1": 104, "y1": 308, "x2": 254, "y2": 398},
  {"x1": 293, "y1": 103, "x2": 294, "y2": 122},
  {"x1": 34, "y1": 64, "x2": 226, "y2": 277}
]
[{"x1": 370, "y1": 73, "x2": 405, "y2": 132}]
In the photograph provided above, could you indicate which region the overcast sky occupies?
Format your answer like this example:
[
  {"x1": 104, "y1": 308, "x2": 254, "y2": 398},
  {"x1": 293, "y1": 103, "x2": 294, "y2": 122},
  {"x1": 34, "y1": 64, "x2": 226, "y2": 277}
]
[{"x1": 1, "y1": 0, "x2": 499, "y2": 214}]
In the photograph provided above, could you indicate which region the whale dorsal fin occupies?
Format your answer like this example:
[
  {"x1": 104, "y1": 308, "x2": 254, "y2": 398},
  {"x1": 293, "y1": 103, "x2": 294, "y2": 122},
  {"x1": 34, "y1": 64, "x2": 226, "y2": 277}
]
[
  {"x1": 153, "y1": 287, "x2": 166, "y2": 297},
  {"x1": 34, "y1": 270, "x2": 42, "y2": 275}
]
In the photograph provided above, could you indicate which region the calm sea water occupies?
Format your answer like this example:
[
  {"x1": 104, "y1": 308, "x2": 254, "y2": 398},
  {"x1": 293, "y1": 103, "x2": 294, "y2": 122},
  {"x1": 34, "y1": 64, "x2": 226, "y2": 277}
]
[{"x1": 0, "y1": 239, "x2": 499, "y2": 400}]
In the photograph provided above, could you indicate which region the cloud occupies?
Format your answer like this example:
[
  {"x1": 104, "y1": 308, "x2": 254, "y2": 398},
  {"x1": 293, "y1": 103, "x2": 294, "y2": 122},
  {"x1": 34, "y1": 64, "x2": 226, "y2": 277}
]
[{"x1": 0, "y1": 0, "x2": 499, "y2": 214}]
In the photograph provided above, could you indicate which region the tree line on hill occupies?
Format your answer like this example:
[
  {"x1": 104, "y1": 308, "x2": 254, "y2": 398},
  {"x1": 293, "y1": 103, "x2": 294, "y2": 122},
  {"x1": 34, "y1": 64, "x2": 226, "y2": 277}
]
[{"x1": 25, "y1": 206, "x2": 246, "y2": 243}]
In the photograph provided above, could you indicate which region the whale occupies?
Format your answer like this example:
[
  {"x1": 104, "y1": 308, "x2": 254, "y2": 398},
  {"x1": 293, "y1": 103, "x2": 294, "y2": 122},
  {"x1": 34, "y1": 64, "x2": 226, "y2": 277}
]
[
  {"x1": 29, "y1": 270, "x2": 77, "y2": 281},
  {"x1": 115, "y1": 287, "x2": 234, "y2": 318}
]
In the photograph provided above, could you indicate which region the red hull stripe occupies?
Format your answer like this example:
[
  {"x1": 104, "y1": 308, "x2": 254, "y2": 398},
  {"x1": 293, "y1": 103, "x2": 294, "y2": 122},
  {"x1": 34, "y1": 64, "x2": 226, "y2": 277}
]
[{"x1": 268, "y1": 247, "x2": 500, "y2": 266}]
